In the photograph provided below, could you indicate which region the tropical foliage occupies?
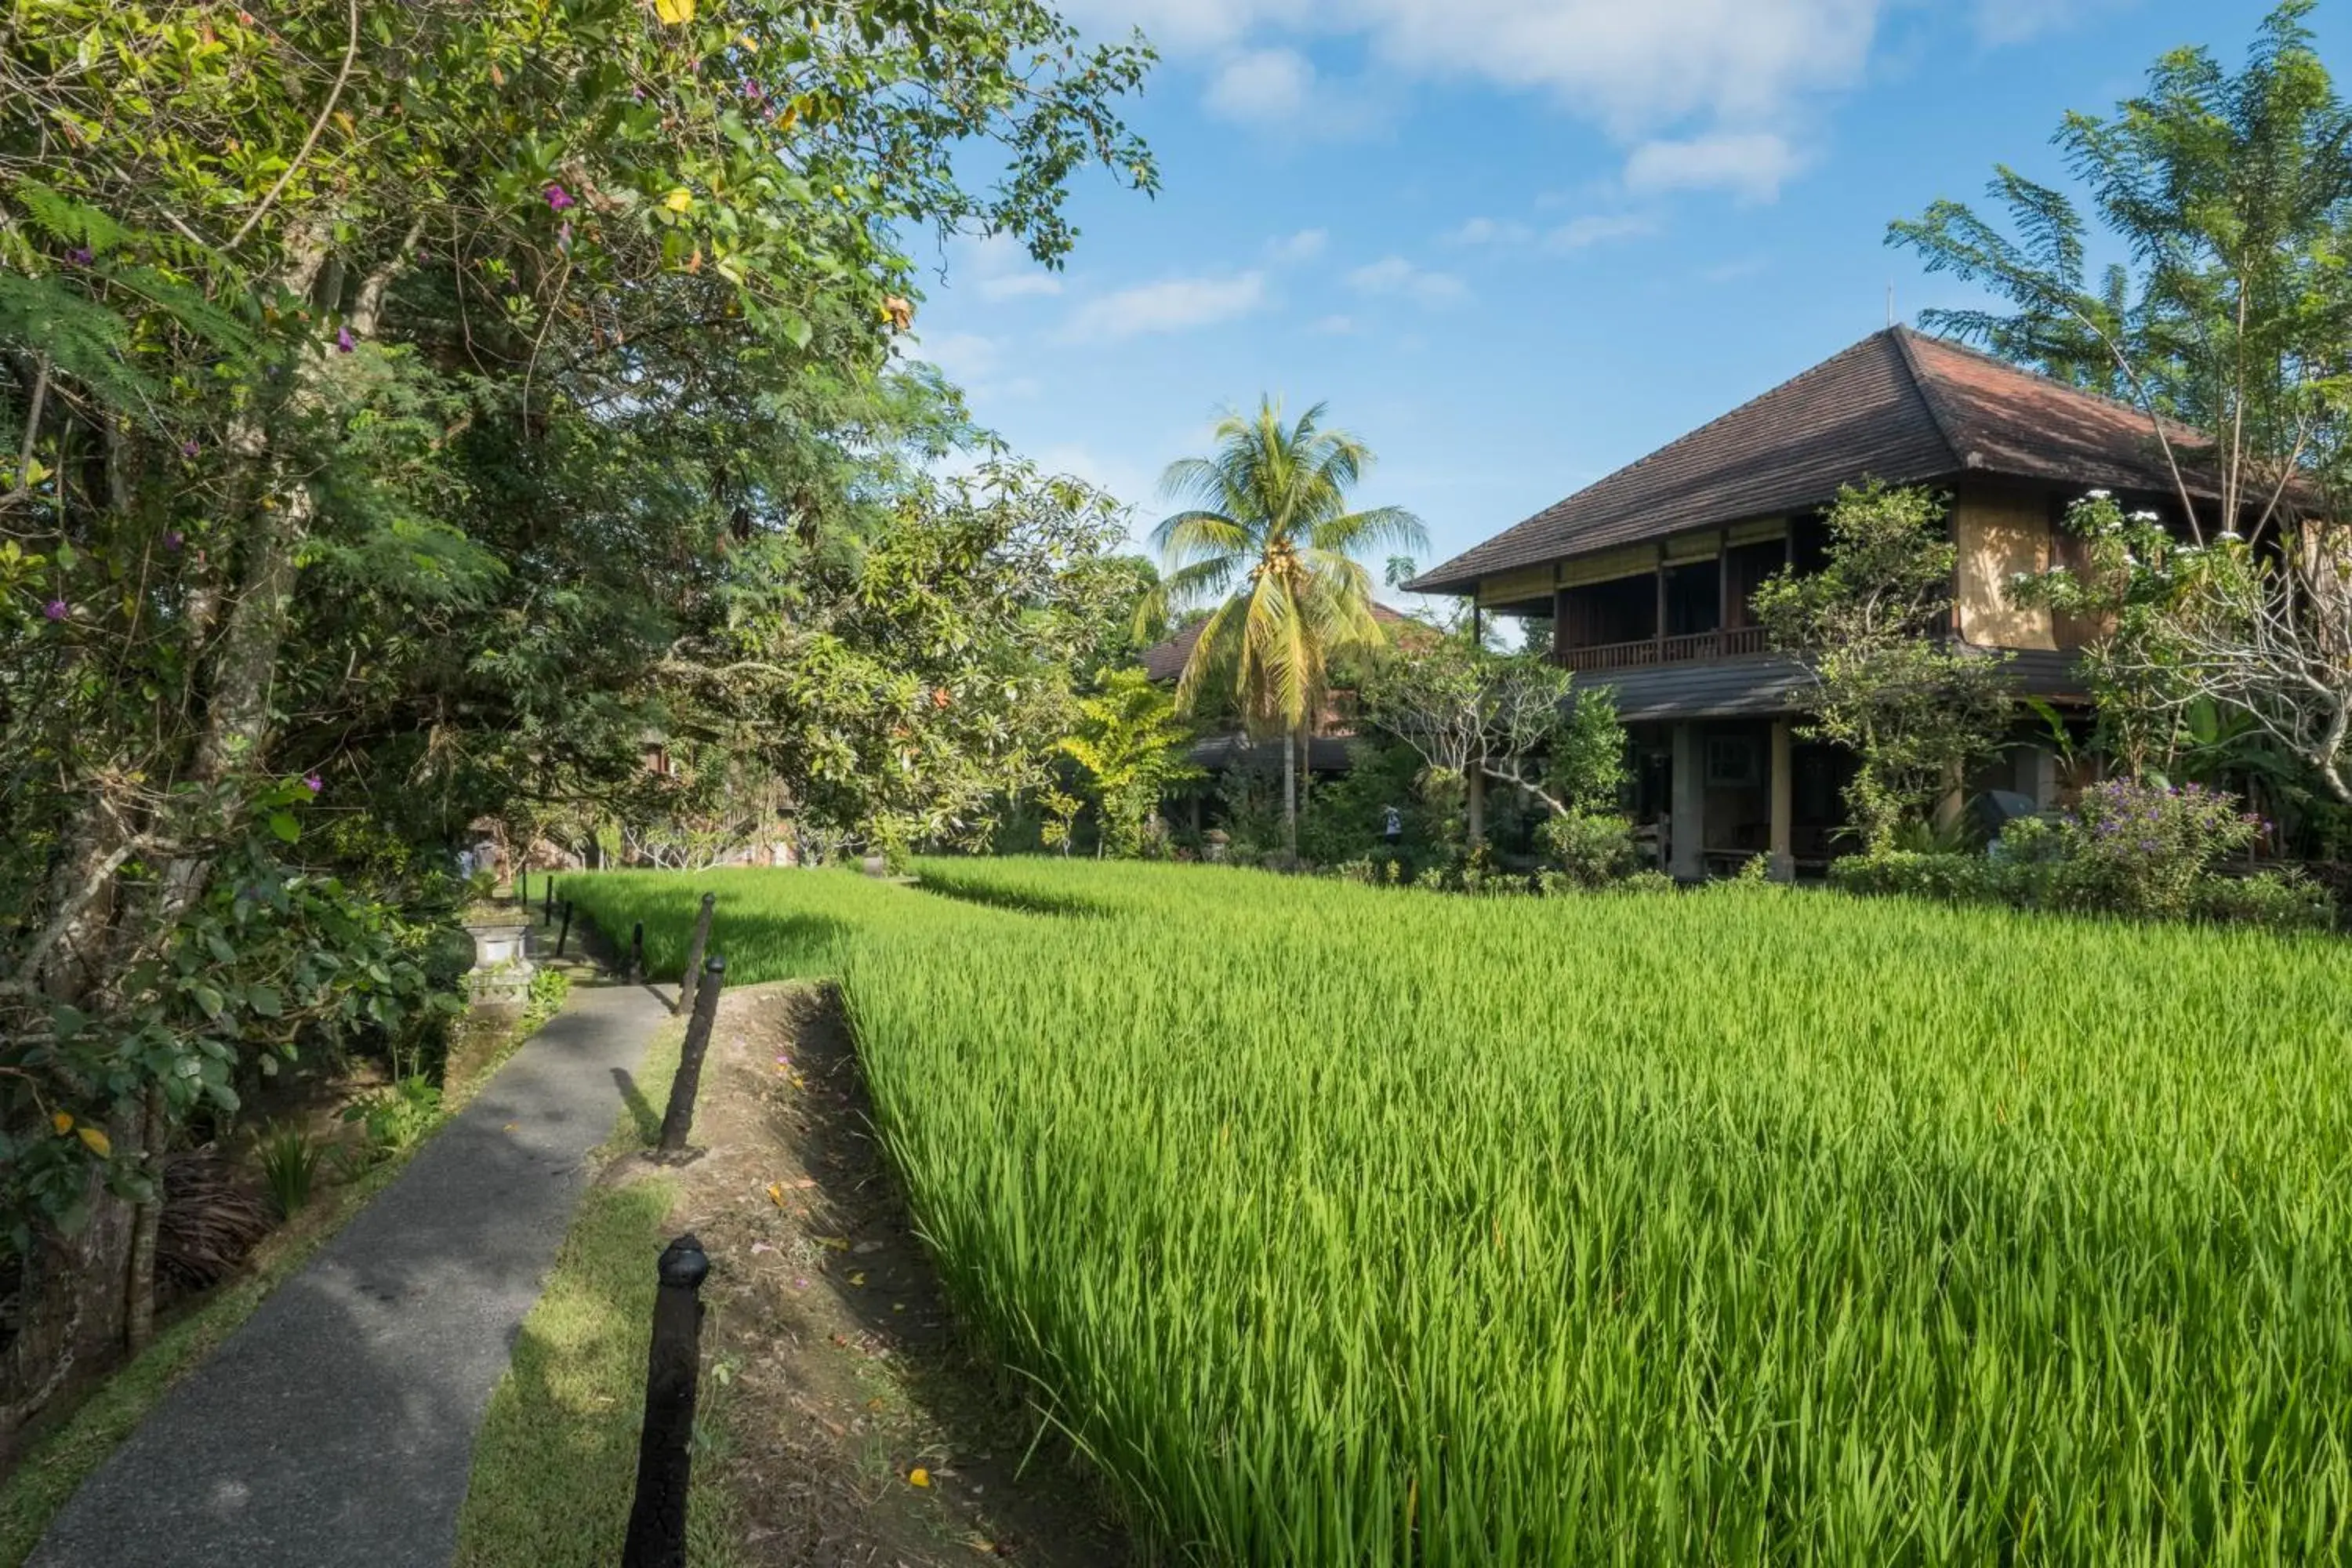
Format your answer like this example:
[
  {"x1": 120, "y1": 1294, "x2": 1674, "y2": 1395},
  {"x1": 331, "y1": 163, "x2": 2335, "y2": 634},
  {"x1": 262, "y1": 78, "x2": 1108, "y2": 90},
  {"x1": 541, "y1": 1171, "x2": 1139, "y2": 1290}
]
[
  {"x1": 1755, "y1": 481, "x2": 2013, "y2": 852},
  {"x1": 0, "y1": 0, "x2": 1152, "y2": 1432},
  {"x1": 1142, "y1": 399, "x2": 1426, "y2": 858},
  {"x1": 1055, "y1": 669, "x2": 1201, "y2": 858}
]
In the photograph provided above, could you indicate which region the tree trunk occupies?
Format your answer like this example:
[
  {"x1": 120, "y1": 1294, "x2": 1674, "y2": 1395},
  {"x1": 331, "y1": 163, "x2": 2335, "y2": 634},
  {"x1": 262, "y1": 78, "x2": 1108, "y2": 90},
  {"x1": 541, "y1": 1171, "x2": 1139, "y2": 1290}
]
[
  {"x1": 125, "y1": 1086, "x2": 169, "y2": 1353},
  {"x1": 1281, "y1": 728, "x2": 1298, "y2": 863}
]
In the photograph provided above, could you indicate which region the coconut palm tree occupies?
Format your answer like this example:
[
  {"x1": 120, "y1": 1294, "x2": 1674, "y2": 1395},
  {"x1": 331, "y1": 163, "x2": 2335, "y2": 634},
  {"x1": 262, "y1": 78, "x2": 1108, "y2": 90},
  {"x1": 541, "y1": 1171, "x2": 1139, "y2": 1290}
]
[{"x1": 1143, "y1": 398, "x2": 1428, "y2": 860}]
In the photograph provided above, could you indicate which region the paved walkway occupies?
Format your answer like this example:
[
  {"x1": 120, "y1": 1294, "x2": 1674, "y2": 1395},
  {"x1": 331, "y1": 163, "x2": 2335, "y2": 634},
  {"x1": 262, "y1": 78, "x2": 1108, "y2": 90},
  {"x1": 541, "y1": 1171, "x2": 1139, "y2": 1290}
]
[{"x1": 33, "y1": 979, "x2": 673, "y2": 1568}]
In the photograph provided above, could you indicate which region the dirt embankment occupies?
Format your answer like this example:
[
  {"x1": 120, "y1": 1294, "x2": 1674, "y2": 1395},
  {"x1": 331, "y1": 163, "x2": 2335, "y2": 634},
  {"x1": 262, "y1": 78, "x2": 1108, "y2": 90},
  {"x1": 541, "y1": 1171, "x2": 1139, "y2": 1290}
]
[{"x1": 633, "y1": 982, "x2": 1127, "y2": 1566}]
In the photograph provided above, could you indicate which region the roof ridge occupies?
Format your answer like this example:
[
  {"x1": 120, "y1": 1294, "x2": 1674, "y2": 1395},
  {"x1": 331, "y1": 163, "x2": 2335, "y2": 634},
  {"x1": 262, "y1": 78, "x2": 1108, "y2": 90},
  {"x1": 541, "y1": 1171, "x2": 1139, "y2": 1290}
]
[
  {"x1": 1886, "y1": 326, "x2": 1972, "y2": 470},
  {"x1": 1895, "y1": 323, "x2": 2207, "y2": 444}
]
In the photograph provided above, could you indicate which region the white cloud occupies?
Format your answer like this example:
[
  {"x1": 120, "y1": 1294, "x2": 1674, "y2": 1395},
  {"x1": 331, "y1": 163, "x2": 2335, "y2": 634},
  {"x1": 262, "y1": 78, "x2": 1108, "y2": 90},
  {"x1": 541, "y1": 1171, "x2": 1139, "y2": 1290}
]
[
  {"x1": 1624, "y1": 131, "x2": 1805, "y2": 202},
  {"x1": 1312, "y1": 314, "x2": 1359, "y2": 334},
  {"x1": 954, "y1": 232, "x2": 1068, "y2": 303},
  {"x1": 1206, "y1": 45, "x2": 1317, "y2": 122},
  {"x1": 1345, "y1": 256, "x2": 1467, "y2": 306},
  {"x1": 1700, "y1": 256, "x2": 1770, "y2": 284},
  {"x1": 979, "y1": 273, "x2": 1064, "y2": 302},
  {"x1": 1544, "y1": 212, "x2": 1658, "y2": 252},
  {"x1": 1973, "y1": 0, "x2": 2114, "y2": 45},
  {"x1": 912, "y1": 330, "x2": 1002, "y2": 383},
  {"x1": 1269, "y1": 227, "x2": 1329, "y2": 263},
  {"x1": 1065, "y1": 0, "x2": 1896, "y2": 205},
  {"x1": 1443, "y1": 216, "x2": 1534, "y2": 246},
  {"x1": 1065, "y1": 271, "x2": 1270, "y2": 341}
]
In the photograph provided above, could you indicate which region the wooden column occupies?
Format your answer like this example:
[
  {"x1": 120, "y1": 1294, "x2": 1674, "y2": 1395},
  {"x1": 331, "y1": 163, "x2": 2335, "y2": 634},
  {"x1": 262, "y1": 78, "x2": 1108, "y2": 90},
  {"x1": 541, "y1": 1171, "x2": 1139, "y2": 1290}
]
[
  {"x1": 1716, "y1": 529, "x2": 1730, "y2": 638},
  {"x1": 1669, "y1": 722, "x2": 1705, "y2": 881},
  {"x1": 1768, "y1": 720, "x2": 1795, "y2": 884},
  {"x1": 1653, "y1": 546, "x2": 1668, "y2": 656}
]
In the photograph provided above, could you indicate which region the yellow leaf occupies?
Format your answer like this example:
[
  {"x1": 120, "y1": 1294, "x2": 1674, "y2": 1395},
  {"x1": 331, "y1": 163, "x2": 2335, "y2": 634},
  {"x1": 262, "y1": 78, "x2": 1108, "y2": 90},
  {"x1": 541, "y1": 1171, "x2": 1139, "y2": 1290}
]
[
  {"x1": 848, "y1": 1271, "x2": 866, "y2": 1287},
  {"x1": 765, "y1": 1181, "x2": 784, "y2": 1207},
  {"x1": 737, "y1": 30, "x2": 757, "y2": 50},
  {"x1": 652, "y1": 0, "x2": 695, "y2": 23},
  {"x1": 51, "y1": 1111, "x2": 73, "y2": 1135},
  {"x1": 908, "y1": 1467, "x2": 930, "y2": 1488},
  {"x1": 78, "y1": 1127, "x2": 111, "y2": 1158},
  {"x1": 663, "y1": 187, "x2": 694, "y2": 214}
]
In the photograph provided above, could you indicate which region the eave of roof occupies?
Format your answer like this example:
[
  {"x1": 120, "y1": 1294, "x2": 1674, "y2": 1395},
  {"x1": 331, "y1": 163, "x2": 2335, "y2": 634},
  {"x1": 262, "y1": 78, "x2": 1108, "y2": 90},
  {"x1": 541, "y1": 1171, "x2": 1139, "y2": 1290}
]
[{"x1": 1408, "y1": 327, "x2": 2207, "y2": 597}]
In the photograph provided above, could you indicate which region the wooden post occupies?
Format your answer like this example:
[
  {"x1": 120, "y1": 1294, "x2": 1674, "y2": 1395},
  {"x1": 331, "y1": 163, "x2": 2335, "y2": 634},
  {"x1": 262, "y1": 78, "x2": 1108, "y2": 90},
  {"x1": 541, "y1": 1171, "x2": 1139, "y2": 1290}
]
[
  {"x1": 674, "y1": 892, "x2": 717, "y2": 1018},
  {"x1": 629, "y1": 921, "x2": 644, "y2": 985},
  {"x1": 657, "y1": 956, "x2": 724, "y2": 1156},
  {"x1": 1716, "y1": 528, "x2": 1730, "y2": 645},
  {"x1": 1653, "y1": 546, "x2": 1668, "y2": 658},
  {"x1": 1670, "y1": 722, "x2": 1705, "y2": 881},
  {"x1": 1769, "y1": 720, "x2": 1795, "y2": 884},
  {"x1": 515, "y1": 867, "x2": 527, "y2": 909},
  {"x1": 620, "y1": 1235, "x2": 711, "y2": 1568},
  {"x1": 555, "y1": 899, "x2": 573, "y2": 958},
  {"x1": 543, "y1": 878, "x2": 554, "y2": 923}
]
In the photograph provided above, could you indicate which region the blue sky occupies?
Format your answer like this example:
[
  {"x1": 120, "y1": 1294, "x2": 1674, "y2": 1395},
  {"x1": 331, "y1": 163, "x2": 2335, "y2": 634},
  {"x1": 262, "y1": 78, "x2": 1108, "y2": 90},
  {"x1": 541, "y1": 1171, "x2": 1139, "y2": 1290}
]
[{"x1": 907, "y1": 0, "x2": 2325, "y2": 591}]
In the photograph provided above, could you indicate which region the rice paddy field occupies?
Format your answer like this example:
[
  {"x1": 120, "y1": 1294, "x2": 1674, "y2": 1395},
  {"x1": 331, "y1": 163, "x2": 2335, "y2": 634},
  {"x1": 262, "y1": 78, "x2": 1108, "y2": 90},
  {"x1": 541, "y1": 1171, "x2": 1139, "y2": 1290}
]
[{"x1": 564, "y1": 861, "x2": 2352, "y2": 1565}]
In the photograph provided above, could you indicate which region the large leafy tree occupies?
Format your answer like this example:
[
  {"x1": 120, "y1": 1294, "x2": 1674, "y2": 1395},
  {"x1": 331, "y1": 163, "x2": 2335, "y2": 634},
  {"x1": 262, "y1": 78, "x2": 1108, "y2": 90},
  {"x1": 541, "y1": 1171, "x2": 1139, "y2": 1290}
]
[
  {"x1": 1888, "y1": 1, "x2": 2352, "y2": 808},
  {"x1": 1142, "y1": 399, "x2": 1425, "y2": 860},
  {"x1": 1890, "y1": 0, "x2": 2352, "y2": 534},
  {"x1": 0, "y1": 0, "x2": 1152, "y2": 1430},
  {"x1": 1755, "y1": 482, "x2": 2013, "y2": 853}
]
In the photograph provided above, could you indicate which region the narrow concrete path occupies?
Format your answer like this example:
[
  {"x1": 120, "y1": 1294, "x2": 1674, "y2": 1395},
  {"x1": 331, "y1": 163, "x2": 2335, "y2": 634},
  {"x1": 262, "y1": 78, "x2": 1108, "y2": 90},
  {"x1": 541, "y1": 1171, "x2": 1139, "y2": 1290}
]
[{"x1": 33, "y1": 980, "x2": 674, "y2": 1568}]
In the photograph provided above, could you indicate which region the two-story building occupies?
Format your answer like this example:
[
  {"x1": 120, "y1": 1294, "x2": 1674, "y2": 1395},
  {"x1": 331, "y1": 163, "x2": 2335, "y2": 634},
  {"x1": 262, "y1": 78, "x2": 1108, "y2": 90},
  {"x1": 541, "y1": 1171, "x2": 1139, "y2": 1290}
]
[{"x1": 1406, "y1": 326, "x2": 2198, "y2": 880}]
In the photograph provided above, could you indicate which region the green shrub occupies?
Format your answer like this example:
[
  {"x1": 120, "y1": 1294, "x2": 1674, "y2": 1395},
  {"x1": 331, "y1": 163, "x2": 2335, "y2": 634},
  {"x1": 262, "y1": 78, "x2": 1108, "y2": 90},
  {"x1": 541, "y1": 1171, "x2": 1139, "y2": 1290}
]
[
  {"x1": 1536, "y1": 808, "x2": 1639, "y2": 887},
  {"x1": 340, "y1": 1075, "x2": 444, "y2": 1163},
  {"x1": 2043, "y1": 779, "x2": 2258, "y2": 920},
  {"x1": 2190, "y1": 870, "x2": 2337, "y2": 934},
  {"x1": 1829, "y1": 851, "x2": 1997, "y2": 904}
]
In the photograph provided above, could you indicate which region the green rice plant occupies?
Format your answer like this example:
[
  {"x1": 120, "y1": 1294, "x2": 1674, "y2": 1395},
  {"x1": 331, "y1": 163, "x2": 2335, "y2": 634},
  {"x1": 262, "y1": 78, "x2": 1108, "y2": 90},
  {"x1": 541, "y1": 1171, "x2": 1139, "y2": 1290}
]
[
  {"x1": 254, "y1": 1121, "x2": 322, "y2": 1219},
  {"x1": 568, "y1": 858, "x2": 2352, "y2": 1564}
]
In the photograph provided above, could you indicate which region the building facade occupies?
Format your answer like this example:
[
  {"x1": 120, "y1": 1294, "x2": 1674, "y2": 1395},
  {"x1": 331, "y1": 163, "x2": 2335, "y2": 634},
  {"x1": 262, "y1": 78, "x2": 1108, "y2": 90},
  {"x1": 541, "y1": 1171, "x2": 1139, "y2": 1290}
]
[{"x1": 1407, "y1": 328, "x2": 2201, "y2": 880}]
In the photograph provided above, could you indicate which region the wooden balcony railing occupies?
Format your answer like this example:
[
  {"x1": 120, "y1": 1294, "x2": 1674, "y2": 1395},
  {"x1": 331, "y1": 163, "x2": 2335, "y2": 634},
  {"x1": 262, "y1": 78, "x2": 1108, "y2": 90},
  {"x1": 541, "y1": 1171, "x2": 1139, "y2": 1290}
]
[{"x1": 1558, "y1": 624, "x2": 1773, "y2": 673}]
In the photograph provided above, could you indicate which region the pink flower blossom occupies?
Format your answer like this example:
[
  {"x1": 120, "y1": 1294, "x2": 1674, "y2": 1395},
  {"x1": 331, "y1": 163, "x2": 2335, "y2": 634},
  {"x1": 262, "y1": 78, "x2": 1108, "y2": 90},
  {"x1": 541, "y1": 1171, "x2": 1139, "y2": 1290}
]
[
  {"x1": 180, "y1": 439, "x2": 199, "y2": 458},
  {"x1": 303, "y1": 774, "x2": 324, "y2": 794},
  {"x1": 43, "y1": 599, "x2": 67, "y2": 621},
  {"x1": 163, "y1": 530, "x2": 184, "y2": 551},
  {"x1": 335, "y1": 326, "x2": 354, "y2": 354},
  {"x1": 544, "y1": 183, "x2": 575, "y2": 212}
]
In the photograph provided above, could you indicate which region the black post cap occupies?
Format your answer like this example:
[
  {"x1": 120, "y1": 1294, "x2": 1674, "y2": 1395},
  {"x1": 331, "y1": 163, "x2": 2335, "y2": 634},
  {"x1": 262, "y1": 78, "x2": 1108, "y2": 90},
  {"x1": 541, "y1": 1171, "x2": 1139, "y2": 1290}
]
[
  {"x1": 704, "y1": 953, "x2": 724, "y2": 975},
  {"x1": 656, "y1": 1235, "x2": 710, "y2": 1290}
]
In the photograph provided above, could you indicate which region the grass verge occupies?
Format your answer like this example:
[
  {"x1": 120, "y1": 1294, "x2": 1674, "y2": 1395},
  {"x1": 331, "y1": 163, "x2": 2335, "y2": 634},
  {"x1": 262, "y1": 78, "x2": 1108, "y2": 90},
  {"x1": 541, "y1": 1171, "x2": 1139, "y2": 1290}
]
[
  {"x1": 455, "y1": 1013, "x2": 739, "y2": 1567},
  {"x1": 0, "y1": 968, "x2": 575, "y2": 1568}
]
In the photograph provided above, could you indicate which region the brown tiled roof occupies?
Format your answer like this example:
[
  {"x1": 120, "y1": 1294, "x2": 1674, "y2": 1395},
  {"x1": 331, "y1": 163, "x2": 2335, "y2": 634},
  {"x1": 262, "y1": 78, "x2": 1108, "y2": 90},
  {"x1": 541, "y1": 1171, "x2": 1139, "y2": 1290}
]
[
  {"x1": 1138, "y1": 601, "x2": 1413, "y2": 684},
  {"x1": 1407, "y1": 327, "x2": 2208, "y2": 595}
]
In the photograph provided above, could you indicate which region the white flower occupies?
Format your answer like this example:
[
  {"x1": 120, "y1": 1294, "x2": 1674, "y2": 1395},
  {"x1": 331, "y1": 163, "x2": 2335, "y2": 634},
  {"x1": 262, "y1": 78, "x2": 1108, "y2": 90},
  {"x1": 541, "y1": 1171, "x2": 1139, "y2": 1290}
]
[
  {"x1": 2129, "y1": 510, "x2": 2161, "y2": 523},
  {"x1": 2085, "y1": 488, "x2": 2114, "y2": 501},
  {"x1": 2218, "y1": 529, "x2": 2243, "y2": 542}
]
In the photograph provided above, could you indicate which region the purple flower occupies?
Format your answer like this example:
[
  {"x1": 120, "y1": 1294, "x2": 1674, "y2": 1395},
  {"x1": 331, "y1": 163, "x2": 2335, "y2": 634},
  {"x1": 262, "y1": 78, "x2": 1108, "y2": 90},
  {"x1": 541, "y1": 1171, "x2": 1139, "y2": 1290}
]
[
  {"x1": 180, "y1": 439, "x2": 199, "y2": 458},
  {"x1": 556, "y1": 221, "x2": 572, "y2": 251},
  {"x1": 163, "y1": 529, "x2": 184, "y2": 551},
  {"x1": 303, "y1": 774, "x2": 323, "y2": 795},
  {"x1": 335, "y1": 326, "x2": 354, "y2": 354},
  {"x1": 43, "y1": 598, "x2": 67, "y2": 622},
  {"x1": 743, "y1": 78, "x2": 763, "y2": 100},
  {"x1": 66, "y1": 246, "x2": 92, "y2": 267},
  {"x1": 544, "y1": 183, "x2": 575, "y2": 212}
]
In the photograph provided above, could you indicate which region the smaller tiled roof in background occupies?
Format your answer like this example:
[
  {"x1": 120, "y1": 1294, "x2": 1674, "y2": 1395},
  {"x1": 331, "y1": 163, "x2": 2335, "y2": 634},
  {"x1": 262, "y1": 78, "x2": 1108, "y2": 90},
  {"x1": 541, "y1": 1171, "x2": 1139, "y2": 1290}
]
[
  {"x1": 1138, "y1": 601, "x2": 1414, "y2": 684},
  {"x1": 1408, "y1": 327, "x2": 2209, "y2": 595}
]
